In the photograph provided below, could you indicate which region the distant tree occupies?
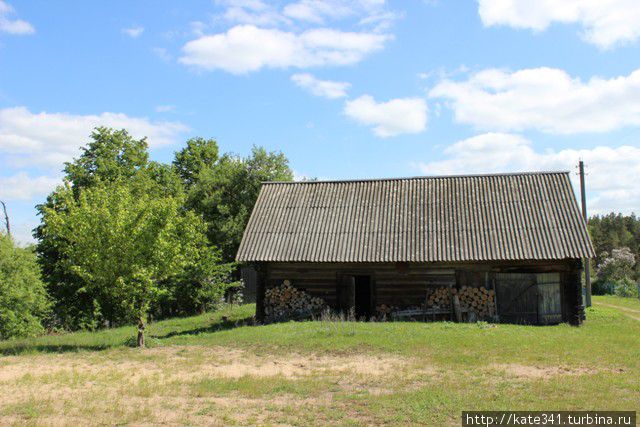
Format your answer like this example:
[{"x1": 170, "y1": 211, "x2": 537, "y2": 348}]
[
  {"x1": 0, "y1": 233, "x2": 50, "y2": 339},
  {"x1": 173, "y1": 137, "x2": 219, "y2": 187},
  {"x1": 589, "y1": 213, "x2": 640, "y2": 281},
  {"x1": 597, "y1": 248, "x2": 636, "y2": 282},
  {"x1": 182, "y1": 145, "x2": 293, "y2": 262},
  {"x1": 40, "y1": 182, "x2": 212, "y2": 346}
]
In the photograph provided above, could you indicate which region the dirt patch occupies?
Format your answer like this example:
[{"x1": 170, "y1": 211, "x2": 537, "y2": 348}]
[
  {"x1": 491, "y1": 363, "x2": 599, "y2": 379},
  {"x1": 0, "y1": 346, "x2": 418, "y2": 382},
  {"x1": 0, "y1": 346, "x2": 434, "y2": 425}
]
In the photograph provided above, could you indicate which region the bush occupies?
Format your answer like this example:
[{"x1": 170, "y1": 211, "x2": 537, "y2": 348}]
[
  {"x1": 591, "y1": 279, "x2": 616, "y2": 295},
  {"x1": 0, "y1": 234, "x2": 51, "y2": 339},
  {"x1": 614, "y1": 277, "x2": 639, "y2": 298}
]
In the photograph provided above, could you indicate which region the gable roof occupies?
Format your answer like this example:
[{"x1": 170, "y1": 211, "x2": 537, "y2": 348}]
[{"x1": 236, "y1": 172, "x2": 595, "y2": 263}]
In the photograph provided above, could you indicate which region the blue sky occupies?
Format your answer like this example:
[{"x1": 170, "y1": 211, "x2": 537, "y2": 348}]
[{"x1": 1, "y1": 0, "x2": 640, "y2": 244}]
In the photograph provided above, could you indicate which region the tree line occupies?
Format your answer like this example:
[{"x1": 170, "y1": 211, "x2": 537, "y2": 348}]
[
  {"x1": 588, "y1": 213, "x2": 640, "y2": 297},
  {"x1": 0, "y1": 128, "x2": 292, "y2": 343},
  {"x1": 1, "y1": 135, "x2": 638, "y2": 342}
]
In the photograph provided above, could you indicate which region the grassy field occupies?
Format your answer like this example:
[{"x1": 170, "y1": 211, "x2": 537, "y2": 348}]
[{"x1": 1, "y1": 296, "x2": 639, "y2": 426}]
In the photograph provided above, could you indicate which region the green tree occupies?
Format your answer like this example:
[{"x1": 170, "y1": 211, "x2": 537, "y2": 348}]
[
  {"x1": 173, "y1": 137, "x2": 219, "y2": 187},
  {"x1": 40, "y1": 182, "x2": 212, "y2": 346},
  {"x1": 36, "y1": 128, "x2": 229, "y2": 330},
  {"x1": 36, "y1": 128, "x2": 157, "y2": 329},
  {"x1": 588, "y1": 213, "x2": 640, "y2": 281},
  {"x1": 179, "y1": 145, "x2": 293, "y2": 261},
  {"x1": 64, "y1": 127, "x2": 150, "y2": 191},
  {"x1": 0, "y1": 233, "x2": 50, "y2": 339}
]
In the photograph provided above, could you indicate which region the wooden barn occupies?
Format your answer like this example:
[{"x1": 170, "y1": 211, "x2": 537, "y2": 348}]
[{"x1": 236, "y1": 172, "x2": 595, "y2": 325}]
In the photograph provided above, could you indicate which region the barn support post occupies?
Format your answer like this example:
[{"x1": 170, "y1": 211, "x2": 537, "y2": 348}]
[
  {"x1": 254, "y1": 262, "x2": 267, "y2": 323},
  {"x1": 566, "y1": 260, "x2": 585, "y2": 326},
  {"x1": 578, "y1": 161, "x2": 592, "y2": 307}
]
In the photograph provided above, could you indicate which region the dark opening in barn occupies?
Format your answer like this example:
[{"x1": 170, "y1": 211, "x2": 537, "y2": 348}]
[{"x1": 237, "y1": 172, "x2": 595, "y2": 325}]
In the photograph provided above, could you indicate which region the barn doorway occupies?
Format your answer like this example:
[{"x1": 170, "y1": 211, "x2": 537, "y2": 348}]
[
  {"x1": 495, "y1": 272, "x2": 562, "y2": 325},
  {"x1": 353, "y1": 275, "x2": 372, "y2": 319}
]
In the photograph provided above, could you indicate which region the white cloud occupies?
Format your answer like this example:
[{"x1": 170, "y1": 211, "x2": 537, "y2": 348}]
[
  {"x1": 179, "y1": 25, "x2": 389, "y2": 73},
  {"x1": 220, "y1": 0, "x2": 290, "y2": 26},
  {"x1": 218, "y1": 0, "x2": 395, "y2": 29},
  {"x1": 155, "y1": 105, "x2": 175, "y2": 113},
  {"x1": 429, "y1": 67, "x2": 640, "y2": 134},
  {"x1": 291, "y1": 73, "x2": 350, "y2": 98},
  {"x1": 0, "y1": 0, "x2": 34, "y2": 35},
  {"x1": 283, "y1": 0, "x2": 385, "y2": 24},
  {"x1": 478, "y1": 0, "x2": 640, "y2": 49},
  {"x1": 344, "y1": 95, "x2": 427, "y2": 137},
  {"x1": 9, "y1": 221, "x2": 38, "y2": 246},
  {"x1": 122, "y1": 26, "x2": 144, "y2": 38},
  {"x1": 0, "y1": 107, "x2": 188, "y2": 169},
  {"x1": 0, "y1": 173, "x2": 61, "y2": 201},
  {"x1": 414, "y1": 132, "x2": 640, "y2": 214}
]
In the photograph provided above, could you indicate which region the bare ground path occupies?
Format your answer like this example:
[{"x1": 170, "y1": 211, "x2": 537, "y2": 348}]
[{"x1": 596, "y1": 302, "x2": 640, "y2": 321}]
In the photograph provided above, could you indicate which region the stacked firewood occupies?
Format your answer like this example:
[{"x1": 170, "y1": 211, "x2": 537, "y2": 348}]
[
  {"x1": 458, "y1": 286, "x2": 495, "y2": 319},
  {"x1": 264, "y1": 280, "x2": 326, "y2": 320},
  {"x1": 426, "y1": 287, "x2": 452, "y2": 308},
  {"x1": 376, "y1": 304, "x2": 399, "y2": 316}
]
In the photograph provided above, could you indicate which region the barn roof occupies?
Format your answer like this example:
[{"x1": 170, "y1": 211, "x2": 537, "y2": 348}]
[{"x1": 236, "y1": 172, "x2": 595, "y2": 263}]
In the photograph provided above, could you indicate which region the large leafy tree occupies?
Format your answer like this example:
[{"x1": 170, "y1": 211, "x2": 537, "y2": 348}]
[
  {"x1": 40, "y1": 182, "x2": 211, "y2": 345},
  {"x1": 36, "y1": 128, "x2": 227, "y2": 331},
  {"x1": 0, "y1": 233, "x2": 50, "y2": 339},
  {"x1": 36, "y1": 128, "x2": 157, "y2": 329},
  {"x1": 176, "y1": 143, "x2": 293, "y2": 261}
]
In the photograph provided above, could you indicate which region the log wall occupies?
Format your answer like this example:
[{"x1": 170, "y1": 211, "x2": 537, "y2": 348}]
[{"x1": 254, "y1": 259, "x2": 584, "y2": 325}]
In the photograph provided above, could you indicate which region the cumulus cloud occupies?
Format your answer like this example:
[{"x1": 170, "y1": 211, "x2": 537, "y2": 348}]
[
  {"x1": 0, "y1": 173, "x2": 61, "y2": 201},
  {"x1": 344, "y1": 95, "x2": 427, "y2": 137},
  {"x1": 478, "y1": 0, "x2": 640, "y2": 49},
  {"x1": 429, "y1": 67, "x2": 640, "y2": 134},
  {"x1": 0, "y1": 107, "x2": 188, "y2": 169},
  {"x1": 179, "y1": 25, "x2": 389, "y2": 73},
  {"x1": 122, "y1": 26, "x2": 144, "y2": 38},
  {"x1": 414, "y1": 133, "x2": 640, "y2": 214},
  {"x1": 291, "y1": 73, "x2": 350, "y2": 99},
  {"x1": 0, "y1": 0, "x2": 35, "y2": 35}
]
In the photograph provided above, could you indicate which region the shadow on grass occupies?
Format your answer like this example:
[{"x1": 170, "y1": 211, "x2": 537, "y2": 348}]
[
  {"x1": 151, "y1": 315, "x2": 255, "y2": 340},
  {"x1": 0, "y1": 314, "x2": 257, "y2": 357},
  {"x1": 0, "y1": 343, "x2": 113, "y2": 356}
]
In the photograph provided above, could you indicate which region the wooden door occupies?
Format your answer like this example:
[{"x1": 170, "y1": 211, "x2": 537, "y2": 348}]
[
  {"x1": 495, "y1": 273, "x2": 538, "y2": 324},
  {"x1": 537, "y1": 273, "x2": 562, "y2": 324},
  {"x1": 337, "y1": 275, "x2": 355, "y2": 314}
]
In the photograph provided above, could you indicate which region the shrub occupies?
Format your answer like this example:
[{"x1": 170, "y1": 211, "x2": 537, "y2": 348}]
[
  {"x1": 591, "y1": 279, "x2": 616, "y2": 295},
  {"x1": 0, "y1": 234, "x2": 51, "y2": 339},
  {"x1": 614, "y1": 277, "x2": 639, "y2": 298}
]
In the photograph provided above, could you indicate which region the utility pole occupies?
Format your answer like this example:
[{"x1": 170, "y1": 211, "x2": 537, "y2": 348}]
[
  {"x1": 0, "y1": 200, "x2": 10, "y2": 238},
  {"x1": 578, "y1": 161, "x2": 591, "y2": 307}
]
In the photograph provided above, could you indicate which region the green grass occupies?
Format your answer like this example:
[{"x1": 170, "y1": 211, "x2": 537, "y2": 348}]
[
  {"x1": 0, "y1": 304, "x2": 255, "y2": 356},
  {"x1": 0, "y1": 299, "x2": 639, "y2": 426},
  {"x1": 594, "y1": 294, "x2": 640, "y2": 310}
]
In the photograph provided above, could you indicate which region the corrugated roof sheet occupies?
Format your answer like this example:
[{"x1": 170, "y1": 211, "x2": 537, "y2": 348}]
[{"x1": 236, "y1": 172, "x2": 595, "y2": 262}]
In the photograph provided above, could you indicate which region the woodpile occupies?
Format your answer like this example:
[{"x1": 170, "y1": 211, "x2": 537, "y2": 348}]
[
  {"x1": 458, "y1": 286, "x2": 495, "y2": 319},
  {"x1": 264, "y1": 280, "x2": 326, "y2": 321},
  {"x1": 376, "y1": 304, "x2": 399, "y2": 316},
  {"x1": 426, "y1": 286, "x2": 452, "y2": 308}
]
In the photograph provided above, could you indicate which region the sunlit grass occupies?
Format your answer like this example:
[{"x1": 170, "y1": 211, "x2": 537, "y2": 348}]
[{"x1": 0, "y1": 298, "x2": 638, "y2": 425}]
